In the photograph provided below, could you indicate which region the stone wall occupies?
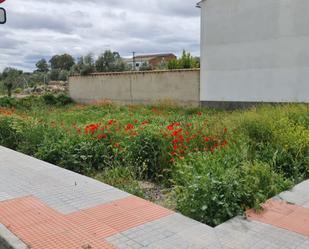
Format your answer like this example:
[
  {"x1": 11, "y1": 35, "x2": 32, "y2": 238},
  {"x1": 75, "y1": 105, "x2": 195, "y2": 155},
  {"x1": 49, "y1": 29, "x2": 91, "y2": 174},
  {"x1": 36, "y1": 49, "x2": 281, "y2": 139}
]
[{"x1": 69, "y1": 69, "x2": 200, "y2": 106}]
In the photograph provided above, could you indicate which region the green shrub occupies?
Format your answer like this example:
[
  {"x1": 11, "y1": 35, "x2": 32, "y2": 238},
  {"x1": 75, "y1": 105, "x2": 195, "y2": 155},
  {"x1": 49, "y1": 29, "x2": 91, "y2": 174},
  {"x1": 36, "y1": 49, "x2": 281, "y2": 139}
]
[
  {"x1": 42, "y1": 94, "x2": 57, "y2": 105},
  {"x1": 128, "y1": 132, "x2": 167, "y2": 180},
  {"x1": 15, "y1": 95, "x2": 44, "y2": 110},
  {"x1": 171, "y1": 143, "x2": 292, "y2": 227},
  {"x1": 14, "y1": 88, "x2": 22, "y2": 94},
  {"x1": 34, "y1": 135, "x2": 66, "y2": 165},
  {"x1": 242, "y1": 161, "x2": 292, "y2": 209},
  {"x1": 288, "y1": 111, "x2": 309, "y2": 128},
  {"x1": 0, "y1": 116, "x2": 21, "y2": 149},
  {"x1": 0, "y1": 97, "x2": 16, "y2": 108},
  {"x1": 36, "y1": 135, "x2": 117, "y2": 175},
  {"x1": 56, "y1": 94, "x2": 73, "y2": 106},
  {"x1": 15, "y1": 120, "x2": 63, "y2": 156},
  {"x1": 242, "y1": 115, "x2": 308, "y2": 180},
  {"x1": 41, "y1": 94, "x2": 73, "y2": 107},
  {"x1": 172, "y1": 151, "x2": 244, "y2": 226}
]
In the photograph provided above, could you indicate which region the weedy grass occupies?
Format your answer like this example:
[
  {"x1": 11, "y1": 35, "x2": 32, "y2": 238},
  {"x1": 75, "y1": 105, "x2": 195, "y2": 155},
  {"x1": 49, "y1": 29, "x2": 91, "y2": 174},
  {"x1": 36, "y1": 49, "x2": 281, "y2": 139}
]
[{"x1": 0, "y1": 96, "x2": 308, "y2": 226}]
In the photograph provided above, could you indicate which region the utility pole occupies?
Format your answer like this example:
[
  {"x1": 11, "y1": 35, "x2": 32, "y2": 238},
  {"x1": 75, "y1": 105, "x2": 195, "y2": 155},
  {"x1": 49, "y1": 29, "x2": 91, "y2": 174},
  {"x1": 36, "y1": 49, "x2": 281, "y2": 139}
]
[{"x1": 132, "y1": 51, "x2": 136, "y2": 71}]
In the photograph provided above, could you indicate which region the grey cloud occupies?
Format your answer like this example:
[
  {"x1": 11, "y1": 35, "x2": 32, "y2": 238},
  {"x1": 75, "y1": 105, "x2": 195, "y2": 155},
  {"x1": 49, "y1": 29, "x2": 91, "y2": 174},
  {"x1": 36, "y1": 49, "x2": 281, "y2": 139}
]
[
  {"x1": 6, "y1": 10, "x2": 92, "y2": 33},
  {"x1": 0, "y1": 35, "x2": 24, "y2": 49},
  {"x1": 0, "y1": 0, "x2": 200, "y2": 71}
]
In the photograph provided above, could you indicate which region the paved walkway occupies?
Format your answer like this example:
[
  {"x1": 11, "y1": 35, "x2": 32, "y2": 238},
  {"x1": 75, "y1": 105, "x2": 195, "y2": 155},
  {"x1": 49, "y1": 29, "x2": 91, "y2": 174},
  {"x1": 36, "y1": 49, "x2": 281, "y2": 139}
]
[{"x1": 0, "y1": 146, "x2": 308, "y2": 249}]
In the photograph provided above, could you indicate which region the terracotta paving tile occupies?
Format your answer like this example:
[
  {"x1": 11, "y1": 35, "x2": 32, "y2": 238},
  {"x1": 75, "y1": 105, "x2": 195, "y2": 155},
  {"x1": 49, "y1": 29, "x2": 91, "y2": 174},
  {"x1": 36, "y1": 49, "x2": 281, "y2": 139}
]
[
  {"x1": 102, "y1": 212, "x2": 146, "y2": 232},
  {"x1": 247, "y1": 199, "x2": 309, "y2": 236},
  {"x1": 83, "y1": 202, "x2": 125, "y2": 220},
  {"x1": 0, "y1": 195, "x2": 174, "y2": 248},
  {"x1": 28, "y1": 233, "x2": 116, "y2": 249},
  {"x1": 67, "y1": 211, "x2": 118, "y2": 238},
  {"x1": 275, "y1": 207, "x2": 309, "y2": 236},
  {"x1": 0, "y1": 196, "x2": 47, "y2": 218},
  {"x1": 129, "y1": 204, "x2": 174, "y2": 220},
  {"x1": 1, "y1": 207, "x2": 62, "y2": 230},
  {"x1": 112, "y1": 195, "x2": 151, "y2": 210}
]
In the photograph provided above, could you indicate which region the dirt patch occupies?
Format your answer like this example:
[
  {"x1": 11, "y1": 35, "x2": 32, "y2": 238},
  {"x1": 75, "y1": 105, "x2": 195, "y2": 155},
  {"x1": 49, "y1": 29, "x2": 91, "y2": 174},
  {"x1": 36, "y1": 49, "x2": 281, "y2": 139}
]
[{"x1": 138, "y1": 181, "x2": 175, "y2": 209}]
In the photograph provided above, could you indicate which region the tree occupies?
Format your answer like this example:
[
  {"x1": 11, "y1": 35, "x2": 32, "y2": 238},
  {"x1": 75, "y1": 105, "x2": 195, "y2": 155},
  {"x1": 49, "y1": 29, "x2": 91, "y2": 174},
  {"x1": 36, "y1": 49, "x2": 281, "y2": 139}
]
[
  {"x1": 50, "y1": 69, "x2": 60, "y2": 81},
  {"x1": 35, "y1": 59, "x2": 49, "y2": 73},
  {"x1": 49, "y1": 54, "x2": 75, "y2": 71},
  {"x1": 72, "y1": 54, "x2": 95, "y2": 76},
  {"x1": 58, "y1": 70, "x2": 69, "y2": 81},
  {"x1": 95, "y1": 50, "x2": 126, "y2": 72},
  {"x1": 1, "y1": 68, "x2": 23, "y2": 97},
  {"x1": 167, "y1": 59, "x2": 179, "y2": 70},
  {"x1": 156, "y1": 61, "x2": 168, "y2": 70},
  {"x1": 167, "y1": 50, "x2": 200, "y2": 70},
  {"x1": 139, "y1": 62, "x2": 152, "y2": 71}
]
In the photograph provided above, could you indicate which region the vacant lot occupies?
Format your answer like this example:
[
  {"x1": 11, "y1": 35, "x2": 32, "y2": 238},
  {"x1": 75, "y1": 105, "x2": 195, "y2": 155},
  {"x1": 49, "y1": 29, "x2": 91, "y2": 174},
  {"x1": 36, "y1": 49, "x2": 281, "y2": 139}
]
[{"x1": 0, "y1": 95, "x2": 308, "y2": 226}]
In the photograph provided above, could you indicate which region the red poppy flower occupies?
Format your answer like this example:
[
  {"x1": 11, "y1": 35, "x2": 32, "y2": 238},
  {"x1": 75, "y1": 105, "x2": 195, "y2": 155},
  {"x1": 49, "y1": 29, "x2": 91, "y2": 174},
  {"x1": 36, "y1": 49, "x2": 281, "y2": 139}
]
[
  {"x1": 178, "y1": 135, "x2": 185, "y2": 143},
  {"x1": 125, "y1": 123, "x2": 135, "y2": 130},
  {"x1": 222, "y1": 140, "x2": 228, "y2": 146},
  {"x1": 172, "y1": 129, "x2": 183, "y2": 136},
  {"x1": 97, "y1": 134, "x2": 107, "y2": 140},
  {"x1": 167, "y1": 124, "x2": 174, "y2": 131},
  {"x1": 85, "y1": 123, "x2": 100, "y2": 134},
  {"x1": 172, "y1": 139, "x2": 179, "y2": 144},
  {"x1": 204, "y1": 137, "x2": 210, "y2": 142}
]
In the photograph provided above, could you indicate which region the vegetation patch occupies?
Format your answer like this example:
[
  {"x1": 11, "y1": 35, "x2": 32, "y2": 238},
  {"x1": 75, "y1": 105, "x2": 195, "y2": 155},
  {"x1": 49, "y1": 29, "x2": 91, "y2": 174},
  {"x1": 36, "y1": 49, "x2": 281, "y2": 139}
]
[{"x1": 0, "y1": 96, "x2": 308, "y2": 226}]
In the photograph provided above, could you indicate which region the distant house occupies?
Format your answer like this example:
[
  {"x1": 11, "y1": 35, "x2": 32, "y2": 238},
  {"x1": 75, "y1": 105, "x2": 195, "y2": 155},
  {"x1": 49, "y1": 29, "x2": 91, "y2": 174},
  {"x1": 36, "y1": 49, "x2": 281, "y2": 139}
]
[
  {"x1": 197, "y1": 0, "x2": 309, "y2": 106},
  {"x1": 124, "y1": 53, "x2": 176, "y2": 70}
]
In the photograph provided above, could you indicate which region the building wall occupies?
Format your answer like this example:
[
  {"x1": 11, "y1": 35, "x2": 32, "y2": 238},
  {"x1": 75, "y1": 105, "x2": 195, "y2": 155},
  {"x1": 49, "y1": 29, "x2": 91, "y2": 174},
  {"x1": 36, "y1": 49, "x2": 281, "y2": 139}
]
[
  {"x1": 69, "y1": 69, "x2": 200, "y2": 106},
  {"x1": 200, "y1": 0, "x2": 309, "y2": 103}
]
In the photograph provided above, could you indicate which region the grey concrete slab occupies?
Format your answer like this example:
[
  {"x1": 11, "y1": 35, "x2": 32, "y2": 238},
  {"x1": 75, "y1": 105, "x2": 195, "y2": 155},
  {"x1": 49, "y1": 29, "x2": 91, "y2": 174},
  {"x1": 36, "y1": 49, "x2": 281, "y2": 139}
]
[
  {"x1": 106, "y1": 213, "x2": 221, "y2": 249},
  {"x1": 277, "y1": 180, "x2": 309, "y2": 206},
  {"x1": 296, "y1": 239, "x2": 309, "y2": 249},
  {"x1": 0, "y1": 146, "x2": 130, "y2": 214},
  {"x1": 215, "y1": 217, "x2": 307, "y2": 249}
]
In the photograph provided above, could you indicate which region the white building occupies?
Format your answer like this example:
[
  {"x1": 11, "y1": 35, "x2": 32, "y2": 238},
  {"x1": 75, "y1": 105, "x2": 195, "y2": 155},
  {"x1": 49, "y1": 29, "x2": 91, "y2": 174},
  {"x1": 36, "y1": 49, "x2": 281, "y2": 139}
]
[{"x1": 198, "y1": 0, "x2": 309, "y2": 107}]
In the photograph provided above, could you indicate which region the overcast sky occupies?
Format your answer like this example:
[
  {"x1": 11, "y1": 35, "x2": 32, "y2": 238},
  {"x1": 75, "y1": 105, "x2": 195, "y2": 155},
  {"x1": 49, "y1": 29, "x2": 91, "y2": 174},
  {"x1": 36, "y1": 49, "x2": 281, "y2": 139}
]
[{"x1": 0, "y1": 0, "x2": 200, "y2": 72}]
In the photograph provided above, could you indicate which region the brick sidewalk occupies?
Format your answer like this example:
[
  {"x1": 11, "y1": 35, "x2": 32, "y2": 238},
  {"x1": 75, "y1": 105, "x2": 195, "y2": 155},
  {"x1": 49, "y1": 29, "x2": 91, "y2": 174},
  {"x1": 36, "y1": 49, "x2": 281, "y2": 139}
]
[{"x1": 0, "y1": 146, "x2": 308, "y2": 249}]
